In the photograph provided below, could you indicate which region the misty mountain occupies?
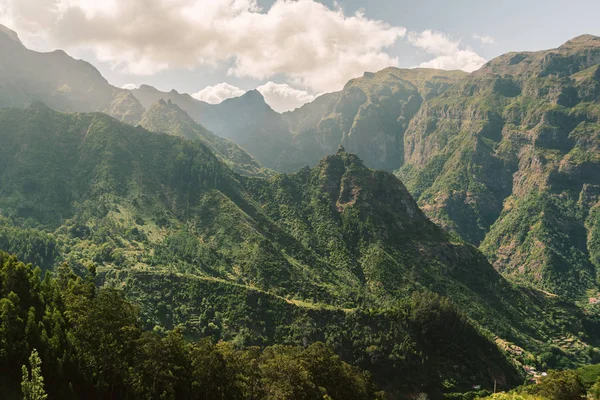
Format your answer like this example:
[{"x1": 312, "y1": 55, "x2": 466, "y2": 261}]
[
  {"x1": 0, "y1": 24, "x2": 144, "y2": 124},
  {"x1": 132, "y1": 85, "x2": 293, "y2": 169}
]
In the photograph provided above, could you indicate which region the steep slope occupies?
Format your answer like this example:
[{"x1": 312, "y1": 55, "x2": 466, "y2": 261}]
[
  {"x1": 0, "y1": 24, "x2": 144, "y2": 123},
  {"x1": 139, "y1": 99, "x2": 272, "y2": 178},
  {"x1": 132, "y1": 85, "x2": 292, "y2": 169},
  {"x1": 397, "y1": 35, "x2": 600, "y2": 299},
  {"x1": 281, "y1": 68, "x2": 467, "y2": 172},
  {"x1": 1, "y1": 104, "x2": 599, "y2": 389}
]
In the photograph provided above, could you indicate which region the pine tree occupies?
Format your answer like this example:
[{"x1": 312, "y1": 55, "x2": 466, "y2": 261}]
[{"x1": 21, "y1": 349, "x2": 48, "y2": 400}]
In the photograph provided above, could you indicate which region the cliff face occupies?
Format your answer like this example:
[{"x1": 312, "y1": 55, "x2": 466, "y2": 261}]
[
  {"x1": 397, "y1": 35, "x2": 600, "y2": 298},
  {"x1": 281, "y1": 68, "x2": 467, "y2": 172}
]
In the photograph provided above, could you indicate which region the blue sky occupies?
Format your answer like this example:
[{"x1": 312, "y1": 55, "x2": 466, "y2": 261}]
[{"x1": 1, "y1": 0, "x2": 599, "y2": 112}]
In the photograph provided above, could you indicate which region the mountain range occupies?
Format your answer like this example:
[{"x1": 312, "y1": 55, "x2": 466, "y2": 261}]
[
  {"x1": 123, "y1": 33, "x2": 600, "y2": 300},
  {"x1": 128, "y1": 33, "x2": 600, "y2": 301},
  {"x1": 1, "y1": 22, "x2": 600, "y2": 398}
]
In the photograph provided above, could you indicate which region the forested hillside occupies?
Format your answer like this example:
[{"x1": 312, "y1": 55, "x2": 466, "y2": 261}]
[
  {"x1": 0, "y1": 250, "x2": 385, "y2": 400},
  {"x1": 2, "y1": 104, "x2": 600, "y2": 397}
]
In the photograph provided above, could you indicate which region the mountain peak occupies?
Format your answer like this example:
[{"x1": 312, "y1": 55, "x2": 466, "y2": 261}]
[
  {"x1": 137, "y1": 84, "x2": 159, "y2": 92},
  {"x1": 241, "y1": 89, "x2": 265, "y2": 101},
  {"x1": 0, "y1": 24, "x2": 22, "y2": 45},
  {"x1": 559, "y1": 34, "x2": 600, "y2": 50},
  {"x1": 219, "y1": 88, "x2": 272, "y2": 111}
]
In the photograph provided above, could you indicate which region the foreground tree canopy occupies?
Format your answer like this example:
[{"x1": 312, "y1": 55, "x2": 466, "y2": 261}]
[{"x1": 0, "y1": 251, "x2": 385, "y2": 399}]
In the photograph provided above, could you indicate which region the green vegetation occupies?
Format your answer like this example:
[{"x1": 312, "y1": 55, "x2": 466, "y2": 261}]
[
  {"x1": 139, "y1": 99, "x2": 273, "y2": 178},
  {"x1": 483, "y1": 363, "x2": 600, "y2": 400},
  {"x1": 21, "y1": 349, "x2": 48, "y2": 400},
  {"x1": 396, "y1": 35, "x2": 600, "y2": 299},
  {"x1": 0, "y1": 251, "x2": 383, "y2": 399}
]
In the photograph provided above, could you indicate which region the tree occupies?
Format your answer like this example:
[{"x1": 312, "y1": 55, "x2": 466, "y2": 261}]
[
  {"x1": 536, "y1": 370, "x2": 584, "y2": 400},
  {"x1": 21, "y1": 348, "x2": 48, "y2": 400}
]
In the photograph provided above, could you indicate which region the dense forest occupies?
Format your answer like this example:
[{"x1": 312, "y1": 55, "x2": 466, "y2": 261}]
[
  {"x1": 1, "y1": 250, "x2": 519, "y2": 399},
  {"x1": 0, "y1": 250, "x2": 385, "y2": 399}
]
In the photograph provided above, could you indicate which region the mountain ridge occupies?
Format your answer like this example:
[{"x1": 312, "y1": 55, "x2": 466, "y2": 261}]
[
  {"x1": 139, "y1": 99, "x2": 273, "y2": 178},
  {"x1": 0, "y1": 23, "x2": 145, "y2": 123}
]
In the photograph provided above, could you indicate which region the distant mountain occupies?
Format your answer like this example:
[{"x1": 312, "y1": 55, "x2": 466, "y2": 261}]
[
  {"x1": 139, "y1": 99, "x2": 273, "y2": 178},
  {"x1": 131, "y1": 68, "x2": 466, "y2": 173},
  {"x1": 2, "y1": 104, "x2": 599, "y2": 395},
  {"x1": 0, "y1": 27, "x2": 273, "y2": 179},
  {"x1": 132, "y1": 85, "x2": 293, "y2": 169},
  {"x1": 0, "y1": 24, "x2": 144, "y2": 123},
  {"x1": 281, "y1": 68, "x2": 467, "y2": 172}
]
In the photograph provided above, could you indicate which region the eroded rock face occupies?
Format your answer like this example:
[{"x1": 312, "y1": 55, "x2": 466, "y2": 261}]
[
  {"x1": 281, "y1": 68, "x2": 466, "y2": 172},
  {"x1": 397, "y1": 35, "x2": 600, "y2": 298}
]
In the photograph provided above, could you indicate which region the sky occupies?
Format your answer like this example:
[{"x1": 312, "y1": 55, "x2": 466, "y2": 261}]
[{"x1": 1, "y1": 0, "x2": 599, "y2": 112}]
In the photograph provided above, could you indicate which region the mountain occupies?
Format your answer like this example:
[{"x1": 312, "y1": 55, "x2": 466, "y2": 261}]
[
  {"x1": 130, "y1": 68, "x2": 466, "y2": 173},
  {"x1": 397, "y1": 34, "x2": 600, "y2": 298},
  {"x1": 0, "y1": 24, "x2": 144, "y2": 123},
  {"x1": 0, "y1": 28, "x2": 274, "y2": 179},
  {"x1": 2, "y1": 104, "x2": 600, "y2": 396},
  {"x1": 281, "y1": 68, "x2": 467, "y2": 172},
  {"x1": 132, "y1": 85, "x2": 292, "y2": 169},
  {"x1": 4, "y1": 21, "x2": 599, "y2": 300},
  {"x1": 139, "y1": 99, "x2": 273, "y2": 178}
]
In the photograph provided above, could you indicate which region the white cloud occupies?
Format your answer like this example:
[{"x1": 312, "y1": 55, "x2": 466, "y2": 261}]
[
  {"x1": 2, "y1": 0, "x2": 406, "y2": 93},
  {"x1": 191, "y1": 82, "x2": 245, "y2": 104},
  {"x1": 256, "y1": 82, "x2": 316, "y2": 113},
  {"x1": 121, "y1": 83, "x2": 137, "y2": 90},
  {"x1": 408, "y1": 30, "x2": 486, "y2": 72},
  {"x1": 473, "y1": 34, "x2": 495, "y2": 45},
  {"x1": 190, "y1": 81, "x2": 315, "y2": 112}
]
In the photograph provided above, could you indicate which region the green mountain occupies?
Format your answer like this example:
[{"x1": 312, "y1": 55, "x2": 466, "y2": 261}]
[
  {"x1": 139, "y1": 99, "x2": 272, "y2": 178},
  {"x1": 0, "y1": 24, "x2": 144, "y2": 124},
  {"x1": 2, "y1": 104, "x2": 600, "y2": 396},
  {"x1": 176, "y1": 34, "x2": 600, "y2": 301},
  {"x1": 397, "y1": 34, "x2": 600, "y2": 299},
  {"x1": 132, "y1": 85, "x2": 293, "y2": 169}
]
